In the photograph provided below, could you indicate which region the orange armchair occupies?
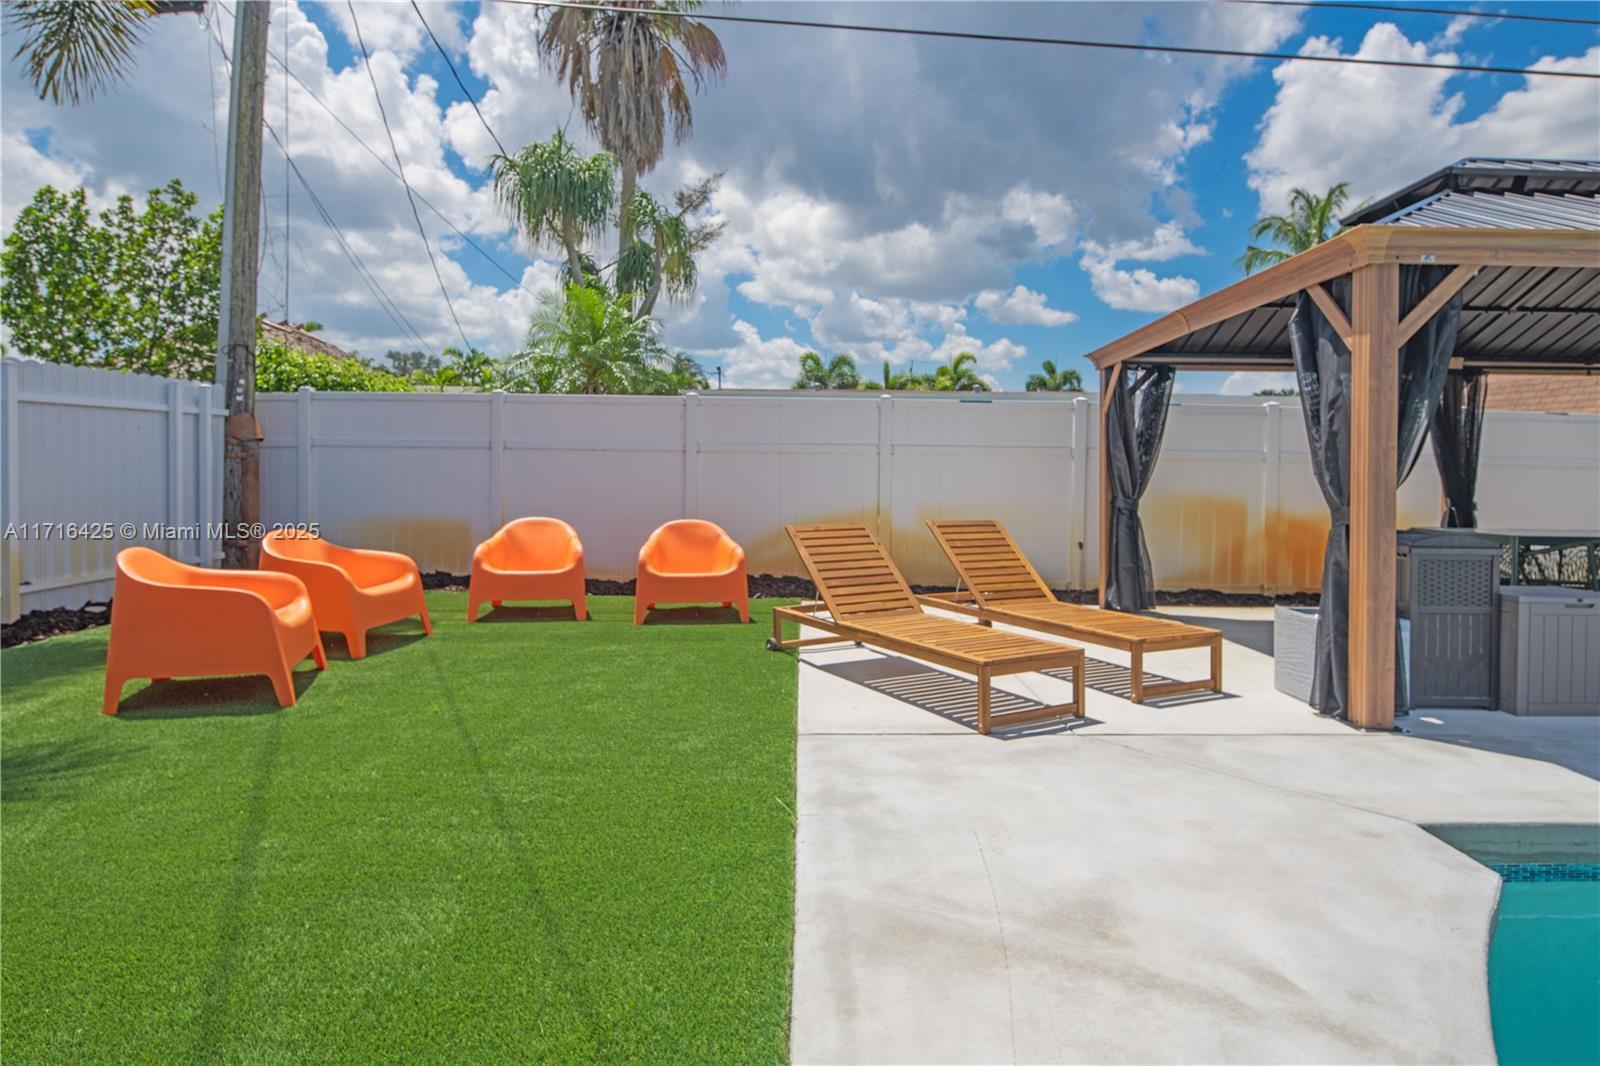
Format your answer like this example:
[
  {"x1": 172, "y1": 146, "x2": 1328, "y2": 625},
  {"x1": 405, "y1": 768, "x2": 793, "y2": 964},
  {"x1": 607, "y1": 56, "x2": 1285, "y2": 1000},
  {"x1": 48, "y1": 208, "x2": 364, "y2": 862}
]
[
  {"x1": 634, "y1": 520, "x2": 749, "y2": 625},
  {"x1": 468, "y1": 517, "x2": 587, "y2": 622},
  {"x1": 102, "y1": 547, "x2": 326, "y2": 715},
  {"x1": 260, "y1": 530, "x2": 431, "y2": 659}
]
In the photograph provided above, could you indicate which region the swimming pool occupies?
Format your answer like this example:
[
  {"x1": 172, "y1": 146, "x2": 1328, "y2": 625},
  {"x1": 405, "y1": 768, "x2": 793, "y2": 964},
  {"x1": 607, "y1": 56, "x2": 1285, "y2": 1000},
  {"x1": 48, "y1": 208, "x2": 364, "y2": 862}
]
[
  {"x1": 1487, "y1": 863, "x2": 1600, "y2": 1066},
  {"x1": 1428, "y1": 826, "x2": 1600, "y2": 1066}
]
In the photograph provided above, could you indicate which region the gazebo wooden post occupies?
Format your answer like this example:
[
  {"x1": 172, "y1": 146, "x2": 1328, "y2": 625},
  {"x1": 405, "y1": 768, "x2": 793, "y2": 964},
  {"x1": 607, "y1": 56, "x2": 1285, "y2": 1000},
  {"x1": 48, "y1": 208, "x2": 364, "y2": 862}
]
[
  {"x1": 1097, "y1": 365, "x2": 1118, "y2": 608},
  {"x1": 1347, "y1": 262, "x2": 1400, "y2": 729}
]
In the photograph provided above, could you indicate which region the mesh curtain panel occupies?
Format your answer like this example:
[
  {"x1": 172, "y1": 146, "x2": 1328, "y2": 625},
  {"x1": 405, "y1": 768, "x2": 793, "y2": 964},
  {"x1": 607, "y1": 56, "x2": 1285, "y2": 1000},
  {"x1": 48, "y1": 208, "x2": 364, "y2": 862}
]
[
  {"x1": 1288, "y1": 266, "x2": 1463, "y2": 718},
  {"x1": 1431, "y1": 369, "x2": 1487, "y2": 528},
  {"x1": 1104, "y1": 365, "x2": 1175, "y2": 612}
]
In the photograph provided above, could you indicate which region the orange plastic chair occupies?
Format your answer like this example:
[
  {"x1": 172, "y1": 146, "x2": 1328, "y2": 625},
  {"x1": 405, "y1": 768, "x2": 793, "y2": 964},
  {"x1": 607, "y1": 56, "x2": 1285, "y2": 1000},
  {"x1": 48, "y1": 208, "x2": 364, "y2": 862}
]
[
  {"x1": 260, "y1": 530, "x2": 432, "y2": 659},
  {"x1": 468, "y1": 517, "x2": 587, "y2": 621},
  {"x1": 102, "y1": 547, "x2": 326, "y2": 715},
  {"x1": 634, "y1": 519, "x2": 749, "y2": 625}
]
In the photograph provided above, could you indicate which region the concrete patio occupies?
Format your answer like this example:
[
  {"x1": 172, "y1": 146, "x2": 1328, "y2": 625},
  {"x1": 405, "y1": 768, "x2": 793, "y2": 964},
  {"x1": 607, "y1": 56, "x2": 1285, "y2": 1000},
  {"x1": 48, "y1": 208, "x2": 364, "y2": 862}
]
[{"x1": 790, "y1": 607, "x2": 1600, "y2": 1065}]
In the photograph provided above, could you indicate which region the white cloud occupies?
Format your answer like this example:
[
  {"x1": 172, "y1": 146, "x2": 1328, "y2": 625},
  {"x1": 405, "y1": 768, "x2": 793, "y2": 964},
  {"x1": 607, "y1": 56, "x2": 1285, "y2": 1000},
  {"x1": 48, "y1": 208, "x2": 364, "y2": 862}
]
[
  {"x1": 975, "y1": 286, "x2": 1077, "y2": 327},
  {"x1": 1246, "y1": 25, "x2": 1600, "y2": 214},
  {"x1": 1079, "y1": 251, "x2": 1201, "y2": 314},
  {"x1": 692, "y1": 319, "x2": 812, "y2": 389},
  {"x1": 1221, "y1": 371, "x2": 1299, "y2": 396}
]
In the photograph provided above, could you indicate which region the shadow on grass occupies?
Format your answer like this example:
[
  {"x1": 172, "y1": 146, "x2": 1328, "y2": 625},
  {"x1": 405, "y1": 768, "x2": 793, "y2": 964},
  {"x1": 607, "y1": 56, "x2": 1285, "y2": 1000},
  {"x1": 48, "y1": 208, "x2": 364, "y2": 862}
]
[
  {"x1": 813, "y1": 653, "x2": 1097, "y2": 738},
  {"x1": 1, "y1": 736, "x2": 124, "y2": 802},
  {"x1": 112, "y1": 669, "x2": 318, "y2": 720},
  {"x1": 320, "y1": 628, "x2": 429, "y2": 660},
  {"x1": 472, "y1": 604, "x2": 588, "y2": 624},
  {"x1": 638, "y1": 605, "x2": 748, "y2": 626},
  {"x1": 0, "y1": 637, "x2": 111, "y2": 701}
]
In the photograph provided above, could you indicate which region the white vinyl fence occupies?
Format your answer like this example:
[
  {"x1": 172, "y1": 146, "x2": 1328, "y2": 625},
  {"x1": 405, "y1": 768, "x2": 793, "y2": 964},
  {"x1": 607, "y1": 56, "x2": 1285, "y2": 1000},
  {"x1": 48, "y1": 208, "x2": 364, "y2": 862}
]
[
  {"x1": 1, "y1": 358, "x2": 223, "y2": 621},
  {"x1": 251, "y1": 388, "x2": 1600, "y2": 592},
  {"x1": 4, "y1": 360, "x2": 1596, "y2": 622}
]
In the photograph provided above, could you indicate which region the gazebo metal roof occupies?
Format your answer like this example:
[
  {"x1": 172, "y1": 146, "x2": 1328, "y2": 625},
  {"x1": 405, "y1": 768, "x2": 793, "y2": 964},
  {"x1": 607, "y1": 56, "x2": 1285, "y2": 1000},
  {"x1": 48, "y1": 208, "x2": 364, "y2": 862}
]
[{"x1": 1087, "y1": 160, "x2": 1600, "y2": 376}]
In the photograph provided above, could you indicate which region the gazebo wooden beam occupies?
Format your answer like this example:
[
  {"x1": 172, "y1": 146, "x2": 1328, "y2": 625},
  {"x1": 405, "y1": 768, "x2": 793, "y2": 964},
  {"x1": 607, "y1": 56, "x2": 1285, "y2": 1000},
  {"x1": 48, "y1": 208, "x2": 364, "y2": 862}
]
[
  {"x1": 1347, "y1": 262, "x2": 1400, "y2": 731},
  {"x1": 1097, "y1": 365, "x2": 1117, "y2": 609}
]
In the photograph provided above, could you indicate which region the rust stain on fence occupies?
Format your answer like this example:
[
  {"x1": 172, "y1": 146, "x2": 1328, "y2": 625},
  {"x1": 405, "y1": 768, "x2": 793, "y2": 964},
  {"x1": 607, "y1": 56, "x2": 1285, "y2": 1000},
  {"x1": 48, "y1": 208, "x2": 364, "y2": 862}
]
[{"x1": 343, "y1": 516, "x2": 475, "y2": 575}]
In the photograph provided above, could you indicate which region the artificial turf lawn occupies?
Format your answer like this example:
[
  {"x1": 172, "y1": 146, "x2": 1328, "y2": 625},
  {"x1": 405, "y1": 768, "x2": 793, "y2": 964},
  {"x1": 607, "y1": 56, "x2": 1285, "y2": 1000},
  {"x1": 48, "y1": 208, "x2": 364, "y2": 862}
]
[{"x1": 1, "y1": 594, "x2": 797, "y2": 1063}]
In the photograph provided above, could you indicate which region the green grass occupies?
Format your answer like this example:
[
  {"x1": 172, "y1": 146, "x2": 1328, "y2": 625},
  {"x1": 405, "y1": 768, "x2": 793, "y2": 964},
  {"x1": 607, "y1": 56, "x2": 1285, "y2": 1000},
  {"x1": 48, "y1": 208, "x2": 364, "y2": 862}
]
[{"x1": 1, "y1": 595, "x2": 797, "y2": 1063}]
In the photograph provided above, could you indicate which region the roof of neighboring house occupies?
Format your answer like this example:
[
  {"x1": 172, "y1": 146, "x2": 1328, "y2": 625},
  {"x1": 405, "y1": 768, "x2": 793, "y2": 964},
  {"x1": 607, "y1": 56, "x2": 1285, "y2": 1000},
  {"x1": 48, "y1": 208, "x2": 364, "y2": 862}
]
[
  {"x1": 1342, "y1": 158, "x2": 1600, "y2": 227},
  {"x1": 259, "y1": 319, "x2": 353, "y2": 361}
]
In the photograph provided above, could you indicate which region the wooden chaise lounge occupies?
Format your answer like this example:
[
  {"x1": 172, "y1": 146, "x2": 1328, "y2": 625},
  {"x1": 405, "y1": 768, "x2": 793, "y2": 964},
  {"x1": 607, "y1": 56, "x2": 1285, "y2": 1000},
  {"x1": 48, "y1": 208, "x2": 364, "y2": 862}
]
[
  {"x1": 921, "y1": 519, "x2": 1223, "y2": 704},
  {"x1": 766, "y1": 523, "x2": 1085, "y2": 734}
]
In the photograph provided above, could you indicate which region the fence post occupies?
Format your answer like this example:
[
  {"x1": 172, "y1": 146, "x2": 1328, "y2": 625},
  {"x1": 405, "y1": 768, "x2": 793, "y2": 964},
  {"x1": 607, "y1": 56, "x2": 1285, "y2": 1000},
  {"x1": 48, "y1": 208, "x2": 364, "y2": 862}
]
[
  {"x1": 1262, "y1": 401, "x2": 1283, "y2": 595},
  {"x1": 683, "y1": 392, "x2": 701, "y2": 517},
  {"x1": 2, "y1": 360, "x2": 19, "y2": 621},
  {"x1": 876, "y1": 393, "x2": 894, "y2": 554},
  {"x1": 296, "y1": 386, "x2": 314, "y2": 524},
  {"x1": 198, "y1": 382, "x2": 219, "y2": 564},
  {"x1": 1071, "y1": 395, "x2": 1091, "y2": 592},
  {"x1": 488, "y1": 389, "x2": 505, "y2": 531},
  {"x1": 168, "y1": 379, "x2": 184, "y2": 557}
]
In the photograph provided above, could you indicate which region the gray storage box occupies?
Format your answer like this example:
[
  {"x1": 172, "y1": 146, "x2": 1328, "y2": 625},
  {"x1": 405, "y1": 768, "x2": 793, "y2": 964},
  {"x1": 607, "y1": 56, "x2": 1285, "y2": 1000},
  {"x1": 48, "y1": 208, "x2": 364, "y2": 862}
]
[
  {"x1": 1397, "y1": 530, "x2": 1501, "y2": 709},
  {"x1": 1274, "y1": 606, "x2": 1318, "y2": 704},
  {"x1": 1498, "y1": 587, "x2": 1600, "y2": 715}
]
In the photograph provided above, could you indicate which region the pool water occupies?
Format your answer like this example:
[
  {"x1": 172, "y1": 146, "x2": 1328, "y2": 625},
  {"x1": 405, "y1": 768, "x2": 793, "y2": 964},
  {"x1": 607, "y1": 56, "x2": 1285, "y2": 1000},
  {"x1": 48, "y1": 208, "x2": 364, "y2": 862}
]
[{"x1": 1487, "y1": 864, "x2": 1600, "y2": 1066}]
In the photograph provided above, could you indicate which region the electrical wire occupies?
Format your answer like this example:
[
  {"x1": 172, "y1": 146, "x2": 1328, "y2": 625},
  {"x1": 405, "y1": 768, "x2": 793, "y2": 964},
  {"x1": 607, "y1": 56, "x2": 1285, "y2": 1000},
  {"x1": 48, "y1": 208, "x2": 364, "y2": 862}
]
[
  {"x1": 347, "y1": 0, "x2": 475, "y2": 353},
  {"x1": 1233, "y1": 0, "x2": 1600, "y2": 28},
  {"x1": 411, "y1": 0, "x2": 507, "y2": 157},
  {"x1": 500, "y1": 0, "x2": 1600, "y2": 80},
  {"x1": 207, "y1": 12, "x2": 438, "y2": 356}
]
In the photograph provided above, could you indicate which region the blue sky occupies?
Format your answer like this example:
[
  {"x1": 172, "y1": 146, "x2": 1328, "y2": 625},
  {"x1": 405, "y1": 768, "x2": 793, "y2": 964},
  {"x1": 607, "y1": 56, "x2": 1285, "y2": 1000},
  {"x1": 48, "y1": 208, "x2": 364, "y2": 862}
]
[{"x1": 3, "y1": 1, "x2": 1596, "y2": 391}]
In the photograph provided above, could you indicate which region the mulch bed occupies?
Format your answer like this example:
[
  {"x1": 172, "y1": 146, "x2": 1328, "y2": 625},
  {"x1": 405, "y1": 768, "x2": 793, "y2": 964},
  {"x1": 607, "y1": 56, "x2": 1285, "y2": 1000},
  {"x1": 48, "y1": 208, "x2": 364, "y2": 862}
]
[{"x1": 4, "y1": 576, "x2": 1320, "y2": 649}]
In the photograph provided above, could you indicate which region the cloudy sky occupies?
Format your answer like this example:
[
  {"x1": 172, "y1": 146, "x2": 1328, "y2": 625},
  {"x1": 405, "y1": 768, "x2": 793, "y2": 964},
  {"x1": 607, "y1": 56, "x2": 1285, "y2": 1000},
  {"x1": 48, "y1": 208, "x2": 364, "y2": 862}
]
[{"x1": 3, "y1": 1, "x2": 1596, "y2": 391}]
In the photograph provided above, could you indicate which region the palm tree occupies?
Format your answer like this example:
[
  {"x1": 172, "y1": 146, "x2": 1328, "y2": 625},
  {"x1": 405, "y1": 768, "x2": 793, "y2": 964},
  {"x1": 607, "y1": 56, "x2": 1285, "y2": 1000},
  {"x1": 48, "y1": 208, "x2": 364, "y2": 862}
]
[
  {"x1": 4, "y1": 0, "x2": 172, "y2": 105},
  {"x1": 794, "y1": 351, "x2": 860, "y2": 390},
  {"x1": 536, "y1": 0, "x2": 727, "y2": 263},
  {"x1": 1240, "y1": 183, "x2": 1351, "y2": 274},
  {"x1": 617, "y1": 175, "x2": 725, "y2": 317},
  {"x1": 492, "y1": 130, "x2": 616, "y2": 289},
  {"x1": 1025, "y1": 359, "x2": 1084, "y2": 392},
  {"x1": 932, "y1": 352, "x2": 986, "y2": 392},
  {"x1": 508, "y1": 284, "x2": 668, "y2": 394}
]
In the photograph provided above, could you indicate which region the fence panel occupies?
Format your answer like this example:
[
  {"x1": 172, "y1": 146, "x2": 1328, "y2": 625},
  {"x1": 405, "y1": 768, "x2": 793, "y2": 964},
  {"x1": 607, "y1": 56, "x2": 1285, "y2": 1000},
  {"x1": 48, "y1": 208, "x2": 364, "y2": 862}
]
[{"x1": 1, "y1": 358, "x2": 222, "y2": 621}]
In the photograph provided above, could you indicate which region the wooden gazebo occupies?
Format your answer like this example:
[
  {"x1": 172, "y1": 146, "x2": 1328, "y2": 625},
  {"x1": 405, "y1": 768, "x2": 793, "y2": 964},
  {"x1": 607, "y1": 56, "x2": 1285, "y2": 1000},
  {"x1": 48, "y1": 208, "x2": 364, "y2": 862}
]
[{"x1": 1085, "y1": 159, "x2": 1600, "y2": 730}]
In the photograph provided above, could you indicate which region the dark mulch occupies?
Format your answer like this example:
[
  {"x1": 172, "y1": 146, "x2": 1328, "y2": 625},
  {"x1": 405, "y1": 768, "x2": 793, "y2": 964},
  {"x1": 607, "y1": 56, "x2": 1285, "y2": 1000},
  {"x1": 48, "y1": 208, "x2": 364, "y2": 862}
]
[{"x1": 4, "y1": 575, "x2": 1319, "y2": 649}]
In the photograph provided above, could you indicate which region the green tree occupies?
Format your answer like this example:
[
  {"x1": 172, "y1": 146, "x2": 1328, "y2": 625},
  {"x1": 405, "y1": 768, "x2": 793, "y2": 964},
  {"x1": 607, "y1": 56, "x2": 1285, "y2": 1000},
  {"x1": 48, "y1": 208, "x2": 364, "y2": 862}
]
[
  {"x1": 5, "y1": 0, "x2": 162, "y2": 105},
  {"x1": 1025, "y1": 359, "x2": 1083, "y2": 392},
  {"x1": 409, "y1": 346, "x2": 500, "y2": 390},
  {"x1": 506, "y1": 283, "x2": 672, "y2": 394},
  {"x1": 931, "y1": 351, "x2": 986, "y2": 392},
  {"x1": 537, "y1": 0, "x2": 728, "y2": 264},
  {"x1": 386, "y1": 349, "x2": 441, "y2": 377},
  {"x1": 793, "y1": 351, "x2": 861, "y2": 390},
  {"x1": 1, "y1": 180, "x2": 222, "y2": 378},
  {"x1": 1240, "y1": 182, "x2": 1350, "y2": 274},
  {"x1": 491, "y1": 129, "x2": 615, "y2": 288},
  {"x1": 255, "y1": 340, "x2": 412, "y2": 392}
]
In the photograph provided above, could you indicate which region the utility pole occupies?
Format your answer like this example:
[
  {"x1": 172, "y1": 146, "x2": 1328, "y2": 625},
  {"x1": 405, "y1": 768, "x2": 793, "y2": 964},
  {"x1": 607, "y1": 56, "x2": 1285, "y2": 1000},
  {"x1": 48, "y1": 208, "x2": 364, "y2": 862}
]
[{"x1": 216, "y1": 1, "x2": 271, "y2": 568}]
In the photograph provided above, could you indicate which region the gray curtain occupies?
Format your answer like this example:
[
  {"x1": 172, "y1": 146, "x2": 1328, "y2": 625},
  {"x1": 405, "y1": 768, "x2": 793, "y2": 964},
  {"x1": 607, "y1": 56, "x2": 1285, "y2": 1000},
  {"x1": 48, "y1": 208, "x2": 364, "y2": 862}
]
[
  {"x1": 1104, "y1": 365, "x2": 1175, "y2": 612},
  {"x1": 1288, "y1": 267, "x2": 1463, "y2": 718},
  {"x1": 1431, "y1": 369, "x2": 1487, "y2": 528}
]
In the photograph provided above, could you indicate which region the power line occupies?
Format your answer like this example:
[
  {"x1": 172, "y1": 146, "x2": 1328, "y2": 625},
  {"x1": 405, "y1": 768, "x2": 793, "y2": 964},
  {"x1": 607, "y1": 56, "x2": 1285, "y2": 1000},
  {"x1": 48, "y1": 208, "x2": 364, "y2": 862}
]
[
  {"x1": 347, "y1": 0, "x2": 475, "y2": 353},
  {"x1": 207, "y1": 12, "x2": 438, "y2": 356},
  {"x1": 501, "y1": 0, "x2": 1600, "y2": 80},
  {"x1": 1234, "y1": 0, "x2": 1600, "y2": 28},
  {"x1": 212, "y1": 2, "x2": 538, "y2": 298},
  {"x1": 411, "y1": 0, "x2": 507, "y2": 156}
]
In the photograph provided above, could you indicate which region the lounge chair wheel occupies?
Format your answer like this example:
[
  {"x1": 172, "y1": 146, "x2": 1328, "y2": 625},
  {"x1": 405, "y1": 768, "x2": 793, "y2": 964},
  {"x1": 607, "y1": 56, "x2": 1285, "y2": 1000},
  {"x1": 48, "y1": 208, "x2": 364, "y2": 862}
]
[{"x1": 765, "y1": 637, "x2": 782, "y2": 651}]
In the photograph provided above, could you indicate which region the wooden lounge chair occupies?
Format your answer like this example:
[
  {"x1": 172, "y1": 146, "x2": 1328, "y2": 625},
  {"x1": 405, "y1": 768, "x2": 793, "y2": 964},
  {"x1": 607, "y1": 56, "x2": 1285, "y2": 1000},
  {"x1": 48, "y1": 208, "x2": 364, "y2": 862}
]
[
  {"x1": 921, "y1": 520, "x2": 1222, "y2": 704},
  {"x1": 766, "y1": 523, "x2": 1084, "y2": 734}
]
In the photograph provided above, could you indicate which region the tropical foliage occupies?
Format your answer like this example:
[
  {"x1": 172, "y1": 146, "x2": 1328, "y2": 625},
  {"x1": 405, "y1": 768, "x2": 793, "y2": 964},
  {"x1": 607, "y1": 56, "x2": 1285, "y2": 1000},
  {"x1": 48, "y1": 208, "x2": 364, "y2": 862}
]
[
  {"x1": 535, "y1": 0, "x2": 727, "y2": 264},
  {"x1": 5, "y1": 0, "x2": 162, "y2": 105},
  {"x1": 255, "y1": 341, "x2": 412, "y2": 393},
  {"x1": 1025, "y1": 359, "x2": 1084, "y2": 392},
  {"x1": 930, "y1": 352, "x2": 987, "y2": 392},
  {"x1": 1, "y1": 181, "x2": 222, "y2": 379},
  {"x1": 504, "y1": 283, "x2": 705, "y2": 395},
  {"x1": 1240, "y1": 182, "x2": 1351, "y2": 274},
  {"x1": 793, "y1": 351, "x2": 860, "y2": 390}
]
